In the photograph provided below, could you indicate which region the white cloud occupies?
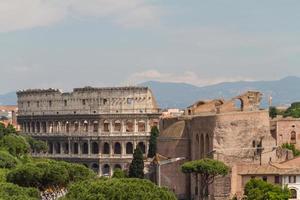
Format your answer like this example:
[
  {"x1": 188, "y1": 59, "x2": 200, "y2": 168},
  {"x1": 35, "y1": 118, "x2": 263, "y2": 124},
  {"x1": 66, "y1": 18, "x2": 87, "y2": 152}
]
[
  {"x1": 128, "y1": 69, "x2": 254, "y2": 86},
  {"x1": 0, "y1": 0, "x2": 160, "y2": 32}
]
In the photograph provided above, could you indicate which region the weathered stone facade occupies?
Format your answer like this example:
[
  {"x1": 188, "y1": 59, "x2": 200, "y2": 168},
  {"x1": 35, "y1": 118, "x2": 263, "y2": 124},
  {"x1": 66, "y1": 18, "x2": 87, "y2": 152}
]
[
  {"x1": 17, "y1": 86, "x2": 160, "y2": 175},
  {"x1": 157, "y1": 91, "x2": 283, "y2": 200}
]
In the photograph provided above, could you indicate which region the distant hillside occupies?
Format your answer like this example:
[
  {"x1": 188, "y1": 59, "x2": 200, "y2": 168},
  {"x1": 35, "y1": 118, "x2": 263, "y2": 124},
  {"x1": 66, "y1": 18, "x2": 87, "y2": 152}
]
[
  {"x1": 140, "y1": 76, "x2": 300, "y2": 109},
  {"x1": 0, "y1": 92, "x2": 17, "y2": 105},
  {"x1": 1, "y1": 76, "x2": 300, "y2": 108}
]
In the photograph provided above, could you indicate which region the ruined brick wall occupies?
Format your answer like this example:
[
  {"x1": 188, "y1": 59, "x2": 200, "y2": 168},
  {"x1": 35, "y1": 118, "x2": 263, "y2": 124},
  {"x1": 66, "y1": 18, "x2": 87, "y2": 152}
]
[{"x1": 275, "y1": 118, "x2": 300, "y2": 150}]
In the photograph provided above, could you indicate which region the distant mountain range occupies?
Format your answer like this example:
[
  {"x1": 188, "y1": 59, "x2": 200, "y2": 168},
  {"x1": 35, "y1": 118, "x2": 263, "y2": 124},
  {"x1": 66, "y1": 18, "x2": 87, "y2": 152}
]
[{"x1": 1, "y1": 76, "x2": 300, "y2": 108}]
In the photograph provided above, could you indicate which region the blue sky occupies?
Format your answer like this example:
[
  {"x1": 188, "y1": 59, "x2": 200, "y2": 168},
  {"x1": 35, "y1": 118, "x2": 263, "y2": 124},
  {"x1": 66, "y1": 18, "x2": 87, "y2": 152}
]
[{"x1": 1, "y1": 0, "x2": 300, "y2": 93}]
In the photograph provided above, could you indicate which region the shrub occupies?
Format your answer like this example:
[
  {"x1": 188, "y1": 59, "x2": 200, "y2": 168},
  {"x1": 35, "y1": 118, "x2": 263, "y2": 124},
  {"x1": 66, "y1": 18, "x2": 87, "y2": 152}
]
[
  {"x1": 0, "y1": 150, "x2": 19, "y2": 169},
  {"x1": 0, "y1": 182, "x2": 39, "y2": 200},
  {"x1": 0, "y1": 135, "x2": 30, "y2": 157}
]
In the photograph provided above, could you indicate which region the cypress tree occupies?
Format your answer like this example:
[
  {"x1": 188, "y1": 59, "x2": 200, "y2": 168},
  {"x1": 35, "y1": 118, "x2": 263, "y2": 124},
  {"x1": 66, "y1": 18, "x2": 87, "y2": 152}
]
[
  {"x1": 129, "y1": 148, "x2": 144, "y2": 179},
  {"x1": 147, "y1": 126, "x2": 159, "y2": 158}
]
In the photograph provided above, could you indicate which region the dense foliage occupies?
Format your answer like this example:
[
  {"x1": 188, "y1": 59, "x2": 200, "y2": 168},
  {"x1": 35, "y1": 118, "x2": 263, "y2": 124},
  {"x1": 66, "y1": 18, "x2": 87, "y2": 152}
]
[
  {"x1": 181, "y1": 158, "x2": 229, "y2": 198},
  {"x1": 282, "y1": 143, "x2": 300, "y2": 157},
  {"x1": 244, "y1": 179, "x2": 290, "y2": 200},
  {"x1": 0, "y1": 134, "x2": 30, "y2": 157},
  {"x1": 129, "y1": 148, "x2": 144, "y2": 179},
  {"x1": 269, "y1": 107, "x2": 278, "y2": 119},
  {"x1": 283, "y1": 102, "x2": 300, "y2": 118},
  {"x1": 148, "y1": 126, "x2": 159, "y2": 158},
  {"x1": 0, "y1": 182, "x2": 39, "y2": 200},
  {"x1": 62, "y1": 178, "x2": 177, "y2": 200},
  {"x1": 0, "y1": 150, "x2": 19, "y2": 169},
  {"x1": 112, "y1": 168, "x2": 127, "y2": 178},
  {"x1": 25, "y1": 136, "x2": 48, "y2": 153}
]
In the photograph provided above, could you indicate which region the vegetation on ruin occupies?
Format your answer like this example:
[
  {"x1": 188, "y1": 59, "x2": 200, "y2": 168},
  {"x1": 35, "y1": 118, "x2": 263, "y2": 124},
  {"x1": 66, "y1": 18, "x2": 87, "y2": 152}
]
[
  {"x1": 148, "y1": 126, "x2": 159, "y2": 158},
  {"x1": 282, "y1": 143, "x2": 300, "y2": 157},
  {"x1": 181, "y1": 158, "x2": 229, "y2": 198},
  {"x1": 243, "y1": 179, "x2": 290, "y2": 200},
  {"x1": 283, "y1": 102, "x2": 300, "y2": 118},
  {"x1": 61, "y1": 178, "x2": 177, "y2": 200},
  {"x1": 129, "y1": 148, "x2": 145, "y2": 179},
  {"x1": 269, "y1": 107, "x2": 278, "y2": 119}
]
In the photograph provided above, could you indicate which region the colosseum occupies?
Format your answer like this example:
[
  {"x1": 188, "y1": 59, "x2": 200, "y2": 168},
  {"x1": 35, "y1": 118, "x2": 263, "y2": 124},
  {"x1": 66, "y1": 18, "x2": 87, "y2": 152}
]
[{"x1": 17, "y1": 86, "x2": 160, "y2": 175}]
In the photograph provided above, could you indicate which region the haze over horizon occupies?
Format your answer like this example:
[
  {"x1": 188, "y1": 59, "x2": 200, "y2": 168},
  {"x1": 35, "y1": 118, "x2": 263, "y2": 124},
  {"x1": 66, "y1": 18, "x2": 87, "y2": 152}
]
[{"x1": 1, "y1": 1, "x2": 300, "y2": 93}]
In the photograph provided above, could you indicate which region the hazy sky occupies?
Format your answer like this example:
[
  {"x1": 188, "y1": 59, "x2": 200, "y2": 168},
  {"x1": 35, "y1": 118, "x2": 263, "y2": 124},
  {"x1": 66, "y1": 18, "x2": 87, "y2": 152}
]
[{"x1": 1, "y1": 0, "x2": 300, "y2": 94}]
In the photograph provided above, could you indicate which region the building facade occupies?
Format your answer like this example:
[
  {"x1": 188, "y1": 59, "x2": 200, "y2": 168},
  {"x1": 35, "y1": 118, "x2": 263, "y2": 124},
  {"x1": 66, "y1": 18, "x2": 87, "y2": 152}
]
[{"x1": 17, "y1": 87, "x2": 160, "y2": 176}]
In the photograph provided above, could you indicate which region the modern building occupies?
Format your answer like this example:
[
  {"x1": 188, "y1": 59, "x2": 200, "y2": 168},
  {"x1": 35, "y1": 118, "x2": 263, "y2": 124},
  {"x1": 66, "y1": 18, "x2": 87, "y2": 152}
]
[{"x1": 17, "y1": 86, "x2": 160, "y2": 175}]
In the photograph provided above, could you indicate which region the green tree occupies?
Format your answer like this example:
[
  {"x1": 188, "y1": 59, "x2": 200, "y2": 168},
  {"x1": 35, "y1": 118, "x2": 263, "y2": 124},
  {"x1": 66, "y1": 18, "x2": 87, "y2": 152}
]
[
  {"x1": 269, "y1": 107, "x2": 278, "y2": 119},
  {"x1": 148, "y1": 126, "x2": 159, "y2": 158},
  {"x1": 62, "y1": 178, "x2": 176, "y2": 200},
  {"x1": 181, "y1": 158, "x2": 229, "y2": 198},
  {"x1": 283, "y1": 102, "x2": 300, "y2": 118},
  {"x1": 0, "y1": 134, "x2": 30, "y2": 157},
  {"x1": 0, "y1": 182, "x2": 39, "y2": 200},
  {"x1": 282, "y1": 143, "x2": 300, "y2": 157},
  {"x1": 0, "y1": 150, "x2": 19, "y2": 169},
  {"x1": 244, "y1": 179, "x2": 290, "y2": 200},
  {"x1": 112, "y1": 168, "x2": 126, "y2": 178},
  {"x1": 129, "y1": 148, "x2": 144, "y2": 179},
  {"x1": 25, "y1": 136, "x2": 48, "y2": 153}
]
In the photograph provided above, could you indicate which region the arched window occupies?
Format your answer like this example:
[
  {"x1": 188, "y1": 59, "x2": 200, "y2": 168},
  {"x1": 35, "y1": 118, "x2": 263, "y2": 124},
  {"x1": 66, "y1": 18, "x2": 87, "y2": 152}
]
[
  {"x1": 55, "y1": 142, "x2": 61, "y2": 154},
  {"x1": 92, "y1": 142, "x2": 99, "y2": 154},
  {"x1": 73, "y1": 143, "x2": 78, "y2": 154},
  {"x1": 63, "y1": 142, "x2": 69, "y2": 154},
  {"x1": 114, "y1": 142, "x2": 122, "y2": 154},
  {"x1": 102, "y1": 164, "x2": 110, "y2": 176},
  {"x1": 31, "y1": 122, "x2": 35, "y2": 133},
  {"x1": 137, "y1": 142, "x2": 146, "y2": 154},
  {"x1": 103, "y1": 121, "x2": 110, "y2": 132},
  {"x1": 42, "y1": 122, "x2": 47, "y2": 133},
  {"x1": 114, "y1": 120, "x2": 121, "y2": 132},
  {"x1": 103, "y1": 142, "x2": 110, "y2": 154},
  {"x1": 36, "y1": 122, "x2": 40, "y2": 133},
  {"x1": 66, "y1": 122, "x2": 69, "y2": 133},
  {"x1": 205, "y1": 134, "x2": 210, "y2": 157},
  {"x1": 48, "y1": 142, "x2": 53, "y2": 154},
  {"x1": 93, "y1": 121, "x2": 98, "y2": 132},
  {"x1": 82, "y1": 142, "x2": 89, "y2": 154},
  {"x1": 74, "y1": 122, "x2": 79, "y2": 132},
  {"x1": 126, "y1": 121, "x2": 134, "y2": 132},
  {"x1": 83, "y1": 121, "x2": 88, "y2": 132},
  {"x1": 200, "y1": 134, "x2": 204, "y2": 158},
  {"x1": 114, "y1": 164, "x2": 122, "y2": 170},
  {"x1": 126, "y1": 142, "x2": 133, "y2": 154},
  {"x1": 290, "y1": 189, "x2": 297, "y2": 199},
  {"x1": 138, "y1": 121, "x2": 146, "y2": 132},
  {"x1": 291, "y1": 131, "x2": 296, "y2": 144},
  {"x1": 91, "y1": 163, "x2": 99, "y2": 173}
]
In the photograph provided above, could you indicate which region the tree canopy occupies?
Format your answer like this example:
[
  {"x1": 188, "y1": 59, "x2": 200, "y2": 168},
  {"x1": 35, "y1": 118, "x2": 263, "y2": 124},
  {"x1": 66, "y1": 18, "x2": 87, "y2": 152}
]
[
  {"x1": 62, "y1": 178, "x2": 177, "y2": 200},
  {"x1": 181, "y1": 158, "x2": 229, "y2": 198},
  {"x1": 283, "y1": 102, "x2": 300, "y2": 118},
  {"x1": 148, "y1": 126, "x2": 159, "y2": 158},
  {"x1": 129, "y1": 148, "x2": 144, "y2": 179},
  {"x1": 244, "y1": 179, "x2": 290, "y2": 200}
]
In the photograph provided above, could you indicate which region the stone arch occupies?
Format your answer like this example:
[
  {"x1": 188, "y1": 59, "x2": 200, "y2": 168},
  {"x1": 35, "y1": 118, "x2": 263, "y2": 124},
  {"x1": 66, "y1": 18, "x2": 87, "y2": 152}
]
[
  {"x1": 290, "y1": 188, "x2": 297, "y2": 199},
  {"x1": 126, "y1": 120, "x2": 134, "y2": 132},
  {"x1": 234, "y1": 98, "x2": 244, "y2": 111},
  {"x1": 65, "y1": 121, "x2": 70, "y2": 133},
  {"x1": 82, "y1": 142, "x2": 89, "y2": 154},
  {"x1": 126, "y1": 142, "x2": 133, "y2": 154},
  {"x1": 205, "y1": 134, "x2": 210, "y2": 157},
  {"x1": 42, "y1": 122, "x2": 47, "y2": 133},
  {"x1": 137, "y1": 142, "x2": 146, "y2": 154},
  {"x1": 36, "y1": 122, "x2": 40, "y2": 133},
  {"x1": 114, "y1": 120, "x2": 122, "y2": 132},
  {"x1": 103, "y1": 142, "x2": 110, "y2": 154},
  {"x1": 74, "y1": 121, "x2": 79, "y2": 132},
  {"x1": 114, "y1": 142, "x2": 122, "y2": 154},
  {"x1": 92, "y1": 142, "x2": 99, "y2": 154},
  {"x1": 93, "y1": 121, "x2": 99, "y2": 132},
  {"x1": 55, "y1": 142, "x2": 61, "y2": 154},
  {"x1": 31, "y1": 122, "x2": 35, "y2": 133},
  {"x1": 103, "y1": 120, "x2": 110, "y2": 132},
  {"x1": 196, "y1": 134, "x2": 201, "y2": 159},
  {"x1": 102, "y1": 164, "x2": 110, "y2": 176},
  {"x1": 138, "y1": 120, "x2": 146, "y2": 132},
  {"x1": 48, "y1": 142, "x2": 53, "y2": 154},
  {"x1": 83, "y1": 120, "x2": 88, "y2": 132},
  {"x1": 291, "y1": 131, "x2": 296, "y2": 144},
  {"x1": 63, "y1": 142, "x2": 69, "y2": 154}
]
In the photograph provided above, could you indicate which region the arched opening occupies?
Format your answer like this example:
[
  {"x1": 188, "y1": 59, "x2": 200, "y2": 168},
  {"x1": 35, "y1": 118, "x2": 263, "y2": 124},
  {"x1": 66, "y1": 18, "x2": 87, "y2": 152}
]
[
  {"x1": 42, "y1": 122, "x2": 47, "y2": 133},
  {"x1": 66, "y1": 122, "x2": 70, "y2": 133},
  {"x1": 31, "y1": 122, "x2": 35, "y2": 133},
  {"x1": 103, "y1": 121, "x2": 110, "y2": 132},
  {"x1": 126, "y1": 142, "x2": 133, "y2": 154},
  {"x1": 196, "y1": 134, "x2": 200, "y2": 159},
  {"x1": 82, "y1": 142, "x2": 89, "y2": 154},
  {"x1": 102, "y1": 164, "x2": 110, "y2": 176},
  {"x1": 48, "y1": 142, "x2": 53, "y2": 154},
  {"x1": 92, "y1": 142, "x2": 99, "y2": 154},
  {"x1": 103, "y1": 142, "x2": 110, "y2": 154},
  {"x1": 205, "y1": 134, "x2": 210, "y2": 157},
  {"x1": 27, "y1": 122, "x2": 31, "y2": 133},
  {"x1": 73, "y1": 143, "x2": 79, "y2": 154},
  {"x1": 63, "y1": 142, "x2": 69, "y2": 154},
  {"x1": 200, "y1": 134, "x2": 204, "y2": 158},
  {"x1": 114, "y1": 120, "x2": 121, "y2": 132},
  {"x1": 138, "y1": 121, "x2": 146, "y2": 132},
  {"x1": 291, "y1": 131, "x2": 296, "y2": 144},
  {"x1": 126, "y1": 121, "x2": 134, "y2": 132},
  {"x1": 93, "y1": 121, "x2": 98, "y2": 132},
  {"x1": 74, "y1": 122, "x2": 79, "y2": 132},
  {"x1": 54, "y1": 121, "x2": 59, "y2": 132},
  {"x1": 83, "y1": 121, "x2": 88, "y2": 132},
  {"x1": 234, "y1": 98, "x2": 244, "y2": 111},
  {"x1": 55, "y1": 142, "x2": 61, "y2": 154},
  {"x1": 290, "y1": 189, "x2": 297, "y2": 199},
  {"x1": 114, "y1": 164, "x2": 122, "y2": 170},
  {"x1": 137, "y1": 142, "x2": 146, "y2": 154},
  {"x1": 91, "y1": 163, "x2": 99, "y2": 173},
  {"x1": 36, "y1": 122, "x2": 40, "y2": 133},
  {"x1": 114, "y1": 142, "x2": 122, "y2": 154}
]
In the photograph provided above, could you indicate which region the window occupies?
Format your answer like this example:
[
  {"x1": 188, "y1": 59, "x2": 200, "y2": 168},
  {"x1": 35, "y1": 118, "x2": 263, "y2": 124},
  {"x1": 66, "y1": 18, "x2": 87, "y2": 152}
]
[
  {"x1": 64, "y1": 100, "x2": 67, "y2": 106},
  {"x1": 49, "y1": 101, "x2": 52, "y2": 107},
  {"x1": 82, "y1": 99, "x2": 86, "y2": 105},
  {"x1": 291, "y1": 189, "x2": 297, "y2": 199},
  {"x1": 27, "y1": 101, "x2": 30, "y2": 107},
  {"x1": 127, "y1": 98, "x2": 133, "y2": 104},
  {"x1": 275, "y1": 176, "x2": 280, "y2": 184},
  {"x1": 291, "y1": 131, "x2": 296, "y2": 144},
  {"x1": 289, "y1": 176, "x2": 297, "y2": 183},
  {"x1": 37, "y1": 101, "x2": 39, "y2": 107},
  {"x1": 262, "y1": 176, "x2": 267, "y2": 182}
]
